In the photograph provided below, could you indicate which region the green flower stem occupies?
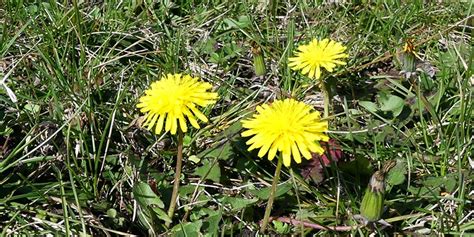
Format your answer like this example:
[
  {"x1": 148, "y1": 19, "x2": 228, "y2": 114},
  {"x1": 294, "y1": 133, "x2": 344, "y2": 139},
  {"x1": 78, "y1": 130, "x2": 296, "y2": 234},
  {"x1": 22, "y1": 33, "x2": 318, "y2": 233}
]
[
  {"x1": 320, "y1": 81, "x2": 330, "y2": 118},
  {"x1": 166, "y1": 130, "x2": 184, "y2": 227},
  {"x1": 260, "y1": 155, "x2": 283, "y2": 233}
]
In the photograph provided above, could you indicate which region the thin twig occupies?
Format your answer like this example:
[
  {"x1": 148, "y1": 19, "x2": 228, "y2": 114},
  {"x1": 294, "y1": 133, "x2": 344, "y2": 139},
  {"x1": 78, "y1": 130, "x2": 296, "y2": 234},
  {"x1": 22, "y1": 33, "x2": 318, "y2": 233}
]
[{"x1": 269, "y1": 216, "x2": 360, "y2": 232}]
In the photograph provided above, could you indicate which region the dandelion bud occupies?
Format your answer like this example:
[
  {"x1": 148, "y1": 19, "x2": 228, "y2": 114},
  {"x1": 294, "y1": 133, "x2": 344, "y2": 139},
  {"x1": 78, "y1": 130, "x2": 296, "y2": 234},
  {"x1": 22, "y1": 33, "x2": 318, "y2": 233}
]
[
  {"x1": 360, "y1": 171, "x2": 385, "y2": 222},
  {"x1": 252, "y1": 44, "x2": 266, "y2": 76},
  {"x1": 360, "y1": 160, "x2": 396, "y2": 222}
]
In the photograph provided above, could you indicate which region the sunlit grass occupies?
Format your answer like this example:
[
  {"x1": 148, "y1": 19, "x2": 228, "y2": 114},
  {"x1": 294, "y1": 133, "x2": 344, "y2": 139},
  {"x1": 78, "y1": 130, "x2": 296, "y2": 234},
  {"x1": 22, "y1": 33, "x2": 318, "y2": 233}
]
[{"x1": 0, "y1": 1, "x2": 472, "y2": 235}]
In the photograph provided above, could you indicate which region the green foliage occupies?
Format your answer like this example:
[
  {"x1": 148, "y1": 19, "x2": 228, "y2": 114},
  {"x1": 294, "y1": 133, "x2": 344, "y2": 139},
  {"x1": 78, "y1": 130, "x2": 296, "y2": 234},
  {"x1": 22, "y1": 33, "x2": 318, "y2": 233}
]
[
  {"x1": 133, "y1": 181, "x2": 171, "y2": 224},
  {"x1": 193, "y1": 159, "x2": 221, "y2": 183},
  {"x1": 360, "y1": 93, "x2": 406, "y2": 118},
  {"x1": 250, "y1": 182, "x2": 293, "y2": 200},
  {"x1": 0, "y1": 0, "x2": 471, "y2": 235},
  {"x1": 386, "y1": 160, "x2": 406, "y2": 187},
  {"x1": 273, "y1": 220, "x2": 291, "y2": 234},
  {"x1": 171, "y1": 220, "x2": 203, "y2": 237},
  {"x1": 218, "y1": 196, "x2": 258, "y2": 212}
]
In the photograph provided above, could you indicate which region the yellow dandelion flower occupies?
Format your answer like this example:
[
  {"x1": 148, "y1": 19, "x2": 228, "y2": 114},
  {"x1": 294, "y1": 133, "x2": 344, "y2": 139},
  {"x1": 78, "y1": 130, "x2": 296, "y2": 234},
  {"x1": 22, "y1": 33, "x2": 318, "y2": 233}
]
[
  {"x1": 403, "y1": 38, "x2": 415, "y2": 54},
  {"x1": 137, "y1": 73, "x2": 218, "y2": 135},
  {"x1": 402, "y1": 38, "x2": 421, "y2": 59},
  {"x1": 289, "y1": 38, "x2": 348, "y2": 80},
  {"x1": 241, "y1": 98, "x2": 329, "y2": 167}
]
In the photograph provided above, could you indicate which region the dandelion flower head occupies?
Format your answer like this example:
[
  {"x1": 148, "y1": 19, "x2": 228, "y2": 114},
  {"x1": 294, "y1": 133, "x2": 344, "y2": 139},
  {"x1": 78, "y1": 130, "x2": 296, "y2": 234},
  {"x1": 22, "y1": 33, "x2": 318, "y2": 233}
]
[
  {"x1": 402, "y1": 38, "x2": 420, "y2": 58},
  {"x1": 137, "y1": 73, "x2": 218, "y2": 135},
  {"x1": 289, "y1": 38, "x2": 348, "y2": 80},
  {"x1": 403, "y1": 38, "x2": 416, "y2": 54},
  {"x1": 241, "y1": 98, "x2": 329, "y2": 167}
]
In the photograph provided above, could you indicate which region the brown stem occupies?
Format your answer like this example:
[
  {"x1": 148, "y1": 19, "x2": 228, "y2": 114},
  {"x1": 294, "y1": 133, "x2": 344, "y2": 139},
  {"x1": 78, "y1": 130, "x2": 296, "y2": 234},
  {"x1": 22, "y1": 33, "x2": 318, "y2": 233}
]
[
  {"x1": 269, "y1": 216, "x2": 359, "y2": 232},
  {"x1": 166, "y1": 130, "x2": 184, "y2": 227}
]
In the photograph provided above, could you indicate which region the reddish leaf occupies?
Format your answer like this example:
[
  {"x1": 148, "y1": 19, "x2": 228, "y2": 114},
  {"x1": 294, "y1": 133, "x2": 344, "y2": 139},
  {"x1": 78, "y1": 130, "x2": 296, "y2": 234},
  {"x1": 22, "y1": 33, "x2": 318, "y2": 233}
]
[
  {"x1": 300, "y1": 160, "x2": 324, "y2": 184},
  {"x1": 316, "y1": 139, "x2": 344, "y2": 166},
  {"x1": 300, "y1": 139, "x2": 344, "y2": 184}
]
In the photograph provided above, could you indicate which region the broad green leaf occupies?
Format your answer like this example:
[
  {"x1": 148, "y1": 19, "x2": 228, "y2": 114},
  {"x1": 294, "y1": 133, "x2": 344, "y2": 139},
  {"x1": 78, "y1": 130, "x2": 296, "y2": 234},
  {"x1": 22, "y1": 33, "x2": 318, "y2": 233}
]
[
  {"x1": 188, "y1": 155, "x2": 201, "y2": 163},
  {"x1": 171, "y1": 220, "x2": 203, "y2": 237},
  {"x1": 203, "y1": 209, "x2": 222, "y2": 236},
  {"x1": 251, "y1": 182, "x2": 293, "y2": 200},
  {"x1": 24, "y1": 103, "x2": 40, "y2": 114},
  {"x1": 133, "y1": 181, "x2": 165, "y2": 209},
  {"x1": 379, "y1": 94, "x2": 405, "y2": 117},
  {"x1": 219, "y1": 196, "x2": 258, "y2": 211},
  {"x1": 423, "y1": 174, "x2": 457, "y2": 193},
  {"x1": 339, "y1": 155, "x2": 373, "y2": 177},
  {"x1": 197, "y1": 141, "x2": 234, "y2": 161},
  {"x1": 152, "y1": 206, "x2": 171, "y2": 223},
  {"x1": 106, "y1": 208, "x2": 117, "y2": 218},
  {"x1": 178, "y1": 184, "x2": 201, "y2": 197},
  {"x1": 193, "y1": 160, "x2": 221, "y2": 183},
  {"x1": 387, "y1": 161, "x2": 406, "y2": 186},
  {"x1": 359, "y1": 101, "x2": 378, "y2": 113},
  {"x1": 223, "y1": 16, "x2": 251, "y2": 29},
  {"x1": 183, "y1": 135, "x2": 192, "y2": 146}
]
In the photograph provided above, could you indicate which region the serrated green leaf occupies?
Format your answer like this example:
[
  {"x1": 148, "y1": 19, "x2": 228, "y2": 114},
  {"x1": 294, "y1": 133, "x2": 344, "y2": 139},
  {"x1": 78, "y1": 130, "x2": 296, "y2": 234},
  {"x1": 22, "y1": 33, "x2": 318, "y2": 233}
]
[
  {"x1": 408, "y1": 185, "x2": 434, "y2": 196},
  {"x1": 197, "y1": 122, "x2": 241, "y2": 161},
  {"x1": 200, "y1": 38, "x2": 217, "y2": 54},
  {"x1": 273, "y1": 220, "x2": 291, "y2": 234}
]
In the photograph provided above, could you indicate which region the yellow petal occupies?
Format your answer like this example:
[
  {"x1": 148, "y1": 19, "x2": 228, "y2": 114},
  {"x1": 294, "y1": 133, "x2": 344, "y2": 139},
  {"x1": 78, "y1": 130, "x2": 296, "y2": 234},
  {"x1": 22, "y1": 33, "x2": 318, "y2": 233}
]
[
  {"x1": 292, "y1": 142, "x2": 301, "y2": 164},
  {"x1": 170, "y1": 116, "x2": 178, "y2": 135},
  {"x1": 165, "y1": 114, "x2": 172, "y2": 133},
  {"x1": 178, "y1": 114, "x2": 187, "y2": 133},
  {"x1": 155, "y1": 115, "x2": 165, "y2": 134},
  {"x1": 282, "y1": 149, "x2": 291, "y2": 167},
  {"x1": 268, "y1": 143, "x2": 278, "y2": 161},
  {"x1": 315, "y1": 66, "x2": 321, "y2": 80},
  {"x1": 147, "y1": 113, "x2": 158, "y2": 130}
]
